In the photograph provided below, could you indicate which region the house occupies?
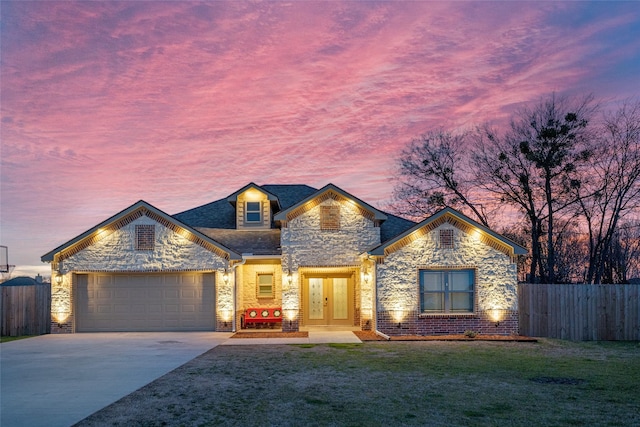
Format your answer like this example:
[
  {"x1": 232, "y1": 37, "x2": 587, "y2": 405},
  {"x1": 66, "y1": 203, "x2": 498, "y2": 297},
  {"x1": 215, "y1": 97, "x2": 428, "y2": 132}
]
[{"x1": 41, "y1": 183, "x2": 526, "y2": 336}]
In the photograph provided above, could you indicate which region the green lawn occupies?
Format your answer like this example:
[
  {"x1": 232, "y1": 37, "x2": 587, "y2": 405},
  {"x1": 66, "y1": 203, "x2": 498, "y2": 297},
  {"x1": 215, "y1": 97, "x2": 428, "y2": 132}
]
[
  {"x1": 77, "y1": 339, "x2": 640, "y2": 426},
  {"x1": 0, "y1": 335, "x2": 38, "y2": 343}
]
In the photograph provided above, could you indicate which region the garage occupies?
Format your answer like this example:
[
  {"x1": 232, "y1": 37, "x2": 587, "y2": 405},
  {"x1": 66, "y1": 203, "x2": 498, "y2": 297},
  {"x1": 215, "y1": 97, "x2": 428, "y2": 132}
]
[{"x1": 75, "y1": 272, "x2": 215, "y2": 332}]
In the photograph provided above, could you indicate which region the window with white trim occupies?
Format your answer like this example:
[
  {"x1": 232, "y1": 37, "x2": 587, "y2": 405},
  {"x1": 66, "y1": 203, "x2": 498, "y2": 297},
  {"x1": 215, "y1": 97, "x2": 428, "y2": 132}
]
[
  {"x1": 419, "y1": 269, "x2": 474, "y2": 313},
  {"x1": 257, "y1": 273, "x2": 274, "y2": 298},
  {"x1": 245, "y1": 201, "x2": 262, "y2": 223}
]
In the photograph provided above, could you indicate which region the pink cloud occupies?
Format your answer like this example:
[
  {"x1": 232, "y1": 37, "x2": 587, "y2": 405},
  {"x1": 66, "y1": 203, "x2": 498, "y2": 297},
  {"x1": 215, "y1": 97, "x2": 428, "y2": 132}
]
[{"x1": 1, "y1": 1, "x2": 638, "y2": 273}]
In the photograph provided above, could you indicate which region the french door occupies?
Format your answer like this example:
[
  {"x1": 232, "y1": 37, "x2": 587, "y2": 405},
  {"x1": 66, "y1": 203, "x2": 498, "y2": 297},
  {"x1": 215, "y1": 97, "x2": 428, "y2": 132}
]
[{"x1": 304, "y1": 276, "x2": 353, "y2": 326}]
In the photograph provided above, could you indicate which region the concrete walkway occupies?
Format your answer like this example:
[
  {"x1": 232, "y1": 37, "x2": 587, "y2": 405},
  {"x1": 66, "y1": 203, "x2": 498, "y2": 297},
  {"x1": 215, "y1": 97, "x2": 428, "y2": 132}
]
[{"x1": 0, "y1": 331, "x2": 361, "y2": 427}]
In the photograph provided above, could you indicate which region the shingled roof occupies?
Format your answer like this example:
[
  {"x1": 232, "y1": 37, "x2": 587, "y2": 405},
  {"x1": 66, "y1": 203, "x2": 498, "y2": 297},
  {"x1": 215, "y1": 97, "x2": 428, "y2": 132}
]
[
  {"x1": 172, "y1": 183, "x2": 416, "y2": 255},
  {"x1": 172, "y1": 184, "x2": 318, "y2": 229}
]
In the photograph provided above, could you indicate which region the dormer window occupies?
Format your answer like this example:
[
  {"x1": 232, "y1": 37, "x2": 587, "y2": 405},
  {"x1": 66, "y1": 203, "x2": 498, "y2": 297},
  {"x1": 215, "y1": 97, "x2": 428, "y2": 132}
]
[{"x1": 245, "y1": 202, "x2": 262, "y2": 223}]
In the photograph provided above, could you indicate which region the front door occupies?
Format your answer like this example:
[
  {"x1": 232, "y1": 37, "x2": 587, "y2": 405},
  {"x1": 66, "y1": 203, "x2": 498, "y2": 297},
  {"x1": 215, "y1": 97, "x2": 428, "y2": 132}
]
[{"x1": 304, "y1": 276, "x2": 353, "y2": 326}]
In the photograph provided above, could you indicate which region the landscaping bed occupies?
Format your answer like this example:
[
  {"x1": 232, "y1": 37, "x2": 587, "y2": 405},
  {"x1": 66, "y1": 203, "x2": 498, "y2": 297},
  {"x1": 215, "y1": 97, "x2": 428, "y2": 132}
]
[
  {"x1": 230, "y1": 331, "x2": 308, "y2": 339},
  {"x1": 354, "y1": 330, "x2": 537, "y2": 341}
]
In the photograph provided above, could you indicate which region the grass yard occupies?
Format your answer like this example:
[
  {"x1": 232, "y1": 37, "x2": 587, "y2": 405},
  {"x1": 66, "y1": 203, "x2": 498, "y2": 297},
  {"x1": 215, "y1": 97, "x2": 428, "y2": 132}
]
[
  {"x1": 75, "y1": 339, "x2": 640, "y2": 427},
  {"x1": 0, "y1": 335, "x2": 38, "y2": 343}
]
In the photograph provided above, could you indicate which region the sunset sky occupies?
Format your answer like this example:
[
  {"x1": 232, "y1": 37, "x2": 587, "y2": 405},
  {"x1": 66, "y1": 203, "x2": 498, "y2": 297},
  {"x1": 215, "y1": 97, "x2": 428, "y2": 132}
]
[{"x1": 1, "y1": 1, "x2": 639, "y2": 277}]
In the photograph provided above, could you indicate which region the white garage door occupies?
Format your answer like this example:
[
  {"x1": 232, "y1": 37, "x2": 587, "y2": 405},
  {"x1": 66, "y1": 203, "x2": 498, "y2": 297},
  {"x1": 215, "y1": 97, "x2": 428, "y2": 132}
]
[{"x1": 76, "y1": 272, "x2": 215, "y2": 332}]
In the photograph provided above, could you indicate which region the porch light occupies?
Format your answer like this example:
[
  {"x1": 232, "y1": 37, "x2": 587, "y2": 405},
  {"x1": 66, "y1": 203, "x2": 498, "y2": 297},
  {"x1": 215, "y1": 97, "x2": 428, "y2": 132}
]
[
  {"x1": 362, "y1": 270, "x2": 371, "y2": 284},
  {"x1": 55, "y1": 274, "x2": 63, "y2": 285},
  {"x1": 222, "y1": 271, "x2": 229, "y2": 284},
  {"x1": 286, "y1": 270, "x2": 293, "y2": 286}
]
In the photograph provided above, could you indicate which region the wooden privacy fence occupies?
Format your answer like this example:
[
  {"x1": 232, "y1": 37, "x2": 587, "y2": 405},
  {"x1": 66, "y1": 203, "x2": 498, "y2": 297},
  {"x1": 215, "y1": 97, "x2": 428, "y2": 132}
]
[
  {"x1": 0, "y1": 282, "x2": 51, "y2": 336},
  {"x1": 518, "y1": 283, "x2": 640, "y2": 341}
]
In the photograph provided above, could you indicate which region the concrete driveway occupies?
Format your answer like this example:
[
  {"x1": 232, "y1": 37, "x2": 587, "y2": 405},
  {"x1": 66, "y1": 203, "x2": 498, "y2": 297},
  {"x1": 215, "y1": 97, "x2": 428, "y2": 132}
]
[{"x1": 0, "y1": 332, "x2": 230, "y2": 427}]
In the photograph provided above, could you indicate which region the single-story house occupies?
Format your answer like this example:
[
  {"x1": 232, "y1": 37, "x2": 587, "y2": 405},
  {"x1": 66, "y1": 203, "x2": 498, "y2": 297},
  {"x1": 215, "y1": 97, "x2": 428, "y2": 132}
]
[{"x1": 42, "y1": 183, "x2": 526, "y2": 336}]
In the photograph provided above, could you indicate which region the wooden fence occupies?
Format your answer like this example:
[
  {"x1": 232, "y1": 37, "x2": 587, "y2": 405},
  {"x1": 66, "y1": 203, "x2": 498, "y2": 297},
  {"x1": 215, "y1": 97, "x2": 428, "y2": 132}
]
[
  {"x1": 518, "y1": 283, "x2": 640, "y2": 341},
  {"x1": 0, "y1": 282, "x2": 51, "y2": 336}
]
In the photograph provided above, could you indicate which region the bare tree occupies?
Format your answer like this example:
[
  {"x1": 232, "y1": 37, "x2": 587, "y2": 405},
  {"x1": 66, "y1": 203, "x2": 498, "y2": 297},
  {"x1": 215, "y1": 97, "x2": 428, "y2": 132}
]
[
  {"x1": 392, "y1": 129, "x2": 490, "y2": 225},
  {"x1": 473, "y1": 94, "x2": 597, "y2": 283},
  {"x1": 576, "y1": 100, "x2": 640, "y2": 283}
]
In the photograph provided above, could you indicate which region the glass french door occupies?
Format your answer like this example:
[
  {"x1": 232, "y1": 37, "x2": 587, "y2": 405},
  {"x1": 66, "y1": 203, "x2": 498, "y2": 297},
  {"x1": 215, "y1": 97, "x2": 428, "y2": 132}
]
[{"x1": 305, "y1": 276, "x2": 352, "y2": 325}]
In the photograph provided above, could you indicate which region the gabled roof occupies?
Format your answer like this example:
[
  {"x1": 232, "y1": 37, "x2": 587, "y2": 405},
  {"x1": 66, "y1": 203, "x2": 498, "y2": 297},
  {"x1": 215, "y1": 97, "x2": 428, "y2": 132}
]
[
  {"x1": 172, "y1": 184, "x2": 318, "y2": 229},
  {"x1": 368, "y1": 207, "x2": 527, "y2": 257},
  {"x1": 226, "y1": 182, "x2": 281, "y2": 211},
  {"x1": 273, "y1": 184, "x2": 388, "y2": 223},
  {"x1": 41, "y1": 201, "x2": 242, "y2": 263},
  {"x1": 379, "y1": 213, "x2": 417, "y2": 243}
]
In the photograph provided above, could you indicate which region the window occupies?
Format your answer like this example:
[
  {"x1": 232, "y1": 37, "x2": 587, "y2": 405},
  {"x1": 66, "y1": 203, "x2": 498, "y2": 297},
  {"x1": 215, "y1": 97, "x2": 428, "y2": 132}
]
[
  {"x1": 439, "y1": 229, "x2": 454, "y2": 249},
  {"x1": 420, "y1": 269, "x2": 474, "y2": 313},
  {"x1": 320, "y1": 205, "x2": 340, "y2": 230},
  {"x1": 135, "y1": 225, "x2": 155, "y2": 251},
  {"x1": 257, "y1": 273, "x2": 274, "y2": 298},
  {"x1": 245, "y1": 202, "x2": 262, "y2": 223}
]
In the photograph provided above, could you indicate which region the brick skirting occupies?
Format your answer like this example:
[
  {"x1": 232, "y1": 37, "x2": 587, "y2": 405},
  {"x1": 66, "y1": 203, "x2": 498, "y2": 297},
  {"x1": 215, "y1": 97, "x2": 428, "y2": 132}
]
[{"x1": 377, "y1": 310, "x2": 518, "y2": 336}]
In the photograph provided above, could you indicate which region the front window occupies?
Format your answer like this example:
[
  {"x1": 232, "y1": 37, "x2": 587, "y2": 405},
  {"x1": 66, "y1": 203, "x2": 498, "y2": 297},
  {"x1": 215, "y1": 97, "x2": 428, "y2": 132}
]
[
  {"x1": 420, "y1": 269, "x2": 474, "y2": 313},
  {"x1": 257, "y1": 273, "x2": 274, "y2": 298},
  {"x1": 246, "y1": 202, "x2": 262, "y2": 223}
]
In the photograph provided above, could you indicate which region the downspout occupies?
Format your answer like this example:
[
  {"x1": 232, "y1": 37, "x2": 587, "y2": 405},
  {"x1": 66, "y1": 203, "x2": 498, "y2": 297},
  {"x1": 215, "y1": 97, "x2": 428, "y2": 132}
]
[{"x1": 230, "y1": 257, "x2": 247, "y2": 332}]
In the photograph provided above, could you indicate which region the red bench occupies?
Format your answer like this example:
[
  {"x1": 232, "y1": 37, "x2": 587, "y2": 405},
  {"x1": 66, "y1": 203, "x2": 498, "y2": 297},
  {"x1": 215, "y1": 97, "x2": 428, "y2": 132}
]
[{"x1": 243, "y1": 307, "x2": 282, "y2": 328}]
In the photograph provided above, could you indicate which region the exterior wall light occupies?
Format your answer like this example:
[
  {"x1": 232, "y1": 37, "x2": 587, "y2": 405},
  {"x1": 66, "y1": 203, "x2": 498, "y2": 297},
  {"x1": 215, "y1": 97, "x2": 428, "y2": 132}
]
[
  {"x1": 393, "y1": 309, "x2": 405, "y2": 328},
  {"x1": 362, "y1": 270, "x2": 371, "y2": 284},
  {"x1": 220, "y1": 309, "x2": 232, "y2": 327},
  {"x1": 284, "y1": 309, "x2": 297, "y2": 328},
  {"x1": 53, "y1": 308, "x2": 70, "y2": 325},
  {"x1": 489, "y1": 308, "x2": 502, "y2": 327},
  {"x1": 286, "y1": 270, "x2": 293, "y2": 286},
  {"x1": 222, "y1": 271, "x2": 229, "y2": 284}
]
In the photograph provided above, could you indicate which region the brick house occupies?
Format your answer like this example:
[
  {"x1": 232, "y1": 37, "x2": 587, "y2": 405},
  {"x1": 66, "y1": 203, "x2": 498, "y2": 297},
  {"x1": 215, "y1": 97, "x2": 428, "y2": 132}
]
[{"x1": 42, "y1": 183, "x2": 526, "y2": 336}]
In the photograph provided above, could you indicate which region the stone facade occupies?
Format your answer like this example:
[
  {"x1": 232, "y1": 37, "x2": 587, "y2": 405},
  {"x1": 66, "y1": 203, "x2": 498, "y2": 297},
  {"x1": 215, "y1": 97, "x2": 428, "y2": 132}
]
[
  {"x1": 376, "y1": 222, "x2": 519, "y2": 335},
  {"x1": 63, "y1": 216, "x2": 228, "y2": 272},
  {"x1": 279, "y1": 198, "x2": 380, "y2": 328},
  {"x1": 44, "y1": 186, "x2": 523, "y2": 336},
  {"x1": 52, "y1": 214, "x2": 229, "y2": 333}
]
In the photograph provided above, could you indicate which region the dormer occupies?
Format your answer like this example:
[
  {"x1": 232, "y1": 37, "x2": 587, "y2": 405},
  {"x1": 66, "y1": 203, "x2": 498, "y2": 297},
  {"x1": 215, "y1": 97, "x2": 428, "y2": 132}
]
[{"x1": 226, "y1": 183, "x2": 281, "y2": 230}]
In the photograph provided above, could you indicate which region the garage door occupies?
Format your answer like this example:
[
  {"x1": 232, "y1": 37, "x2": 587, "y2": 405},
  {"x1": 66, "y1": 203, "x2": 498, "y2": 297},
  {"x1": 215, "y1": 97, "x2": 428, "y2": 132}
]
[{"x1": 76, "y1": 272, "x2": 215, "y2": 332}]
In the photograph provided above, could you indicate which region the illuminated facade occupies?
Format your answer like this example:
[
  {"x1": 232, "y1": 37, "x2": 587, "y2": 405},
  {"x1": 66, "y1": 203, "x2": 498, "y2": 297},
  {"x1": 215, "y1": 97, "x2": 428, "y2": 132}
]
[{"x1": 42, "y1": 183, "x2": 526, "y2": 335}]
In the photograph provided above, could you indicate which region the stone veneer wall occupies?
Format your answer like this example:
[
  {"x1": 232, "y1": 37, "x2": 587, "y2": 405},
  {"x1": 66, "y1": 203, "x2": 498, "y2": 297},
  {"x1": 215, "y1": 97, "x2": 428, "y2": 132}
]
[
  {"x1": 62, "y1": 216, "x2": 228, "y2": 272},
  {"x1": 280, "y1": 198, "x2": 381, "y2": 330},
  {"x1": 376, "y1": 223, "x2": 518, "y2": 336},
  {"x1": 52, "y1": 215, "x2": 229, "y2": 333},
  {"x1": 281, "y1": 199, "x2": 380, "y2": 268}
]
